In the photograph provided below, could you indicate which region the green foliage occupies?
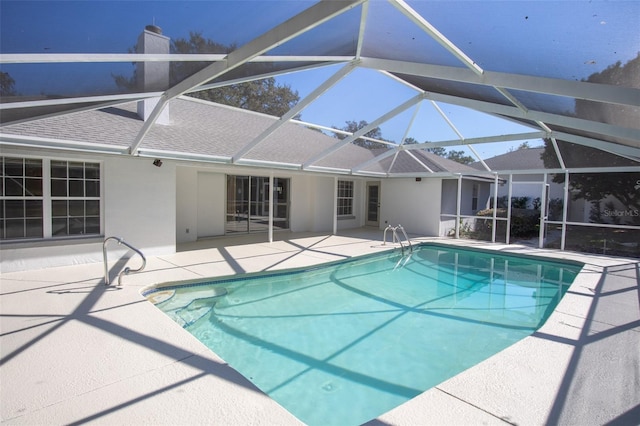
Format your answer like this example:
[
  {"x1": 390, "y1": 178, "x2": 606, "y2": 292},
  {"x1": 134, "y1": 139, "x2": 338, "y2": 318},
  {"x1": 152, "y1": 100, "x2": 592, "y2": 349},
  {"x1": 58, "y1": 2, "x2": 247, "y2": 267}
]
[
  {"x1": 577, "y1": 53, "x2": 639, "y2": 130},
  {"x1": 508, "y1": 141, "x2": 531, "y2": 152},
  {"x1": 542, "y1": 138, "x2": 640, "y2": 225},
  {"x1": 447, "y1": 218, "x2": 473, "y2": 238},
  {"x1": 548, "y1": 198, "x2": 564, "y2": 221},
  {"x1": 333, "y1": 120, "x2": 388, "y2": 150},
  {"x1": 425, "y1": 146, "x2": 474, "y2": 164},
  {"x1": 0, "y1": 71, "x2": 16, "y2": 96},
  {"x1": 511, "y1": 196, "x2": 529, "y2": 209},
  {"x1": 191, "y1": 78, "x2": 299, "y2": 117},
  {"x1": 532, "y1": 197, "x2": 541, "y2": 210},
  {"x1": 112, "y1": 31, "x2": 300, "y2": 117},
  {"x1": 540, "y1": 55, "x2": 640, "y2": 226},
  {"x1": 475, "y1": 208, "x2": 540, "y2": 239},
  {"x1": 403, "y1": 137, "x2": 419, "y2": 145},
  {"x1": 426, "y1": 146, "x2": 447, "y2": 157},
  {"x1": 445, "y1": 150, "x2": 474, "y2": 165}
]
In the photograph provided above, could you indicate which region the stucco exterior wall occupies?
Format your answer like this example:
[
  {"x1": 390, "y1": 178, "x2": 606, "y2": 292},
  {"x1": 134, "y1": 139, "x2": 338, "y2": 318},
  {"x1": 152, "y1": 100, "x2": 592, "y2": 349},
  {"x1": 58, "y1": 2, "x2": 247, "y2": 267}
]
[
  {"x1": 380, "y1": 178, "x2": 442, "y2": 236},
  {"x1": 1, "y1": 150, "x2": 177, "y2": 272},
  {"x1": 1, "y1": 150, "x2": 441, "y2": 272},
  {"x1": 174, "y1": 167, "x2": 367, "y2": 239},
  {"x1": 103, "y1": 156, "x2": 176, "y2": 254},
  {"x1": 176, "y1": 167, "x2": 197, "y2": 244}
]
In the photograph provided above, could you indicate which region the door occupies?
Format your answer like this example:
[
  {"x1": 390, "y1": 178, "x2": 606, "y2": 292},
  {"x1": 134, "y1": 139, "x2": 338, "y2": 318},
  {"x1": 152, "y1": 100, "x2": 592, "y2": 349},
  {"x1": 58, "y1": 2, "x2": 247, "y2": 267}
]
[
  {"x1": 225, "y1": 175, "x2": 290, "y2": 234},
  {"x1": 366, "y1": 182, "x2": 380, "y2": 227}
]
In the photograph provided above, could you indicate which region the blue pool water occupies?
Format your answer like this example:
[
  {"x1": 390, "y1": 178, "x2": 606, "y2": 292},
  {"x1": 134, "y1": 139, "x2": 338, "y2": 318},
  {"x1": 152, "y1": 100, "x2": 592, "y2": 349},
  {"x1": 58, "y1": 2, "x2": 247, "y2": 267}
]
[{"x1": 144, "y1": 244, "x2": 581, "y2": 425}]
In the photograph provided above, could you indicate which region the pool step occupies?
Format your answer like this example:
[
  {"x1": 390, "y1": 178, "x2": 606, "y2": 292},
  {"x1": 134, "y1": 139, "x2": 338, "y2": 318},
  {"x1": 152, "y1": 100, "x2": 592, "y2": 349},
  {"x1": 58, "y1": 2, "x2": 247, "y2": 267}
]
[{"x1": 175, "y1": 288, "x2": 228, "y2": 328}]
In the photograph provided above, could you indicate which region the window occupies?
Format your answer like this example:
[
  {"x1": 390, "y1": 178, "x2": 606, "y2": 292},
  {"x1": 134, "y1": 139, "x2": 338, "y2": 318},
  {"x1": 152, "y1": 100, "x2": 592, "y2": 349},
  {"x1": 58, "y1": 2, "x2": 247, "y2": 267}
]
[
  {"x1": 472, "y1": 183, "x2": 479, "y2": 211},
  {"x1": 51, "y1": 160, "x2": 101, "y2": 236},
  {"x1": 337, "y1": 180, "x2": 354, "y2": 217},
  {"x1": 0, "y1": 156, "x2": 101, "y2": 241},
  {"x1": 1, "y1": 157, "x2": 44, "y2": 239}
]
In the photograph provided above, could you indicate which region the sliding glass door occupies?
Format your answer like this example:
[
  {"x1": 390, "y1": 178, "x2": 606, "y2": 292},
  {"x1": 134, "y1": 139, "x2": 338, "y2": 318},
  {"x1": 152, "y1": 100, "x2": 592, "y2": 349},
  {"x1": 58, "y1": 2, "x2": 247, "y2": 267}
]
[{"x1": 225, "y1": 175, "x2": 289, "y2": 234}]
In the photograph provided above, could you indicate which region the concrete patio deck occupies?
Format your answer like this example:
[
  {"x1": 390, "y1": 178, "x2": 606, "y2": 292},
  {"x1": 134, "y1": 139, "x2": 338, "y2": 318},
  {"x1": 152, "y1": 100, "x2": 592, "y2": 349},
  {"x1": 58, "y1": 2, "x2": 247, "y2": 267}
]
[{"x1": 1, "y1": 229, "x2": 639, "y2": 425}]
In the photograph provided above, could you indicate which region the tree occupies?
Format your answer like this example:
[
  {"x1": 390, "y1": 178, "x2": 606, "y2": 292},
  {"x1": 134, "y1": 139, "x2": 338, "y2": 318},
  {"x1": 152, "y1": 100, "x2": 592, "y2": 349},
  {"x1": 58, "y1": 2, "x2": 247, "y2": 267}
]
[
  {"x1": 192, "y1": 78, "x2": 299, "y2": 117},
  {"x1": 576, "y1": 53, "x2": 639, "y2": 130},
  {"x1": 0, "y1": 71, "x2": 16, "y2": 96},
  {"x1": 445, "y1": 149, "x2": 475, "y2": 164},
  {"x1": 540, "y1": 54, "x2": 640, "y2": 225},
  {"x1": 508, "y1": 141, "x2": 531, "y2": 152},
  {"x1": 426, "y1": 146, "x2": 447, "y2": 157},
  {"x1": 333, "y1": 120, "x2": 388, "y2": 150},
  {"x1": 542, "y1": 139, "x2": 640, "y2": 225},
  {"x1": 403, "y1": 137, "x2": 419, "y2": 145},
  {"x1": 113, "y1": 32, "x2": 300, "y2": 117},
  {"x1": 423, "y1": 145, "x2": 474, "y2": 164}
]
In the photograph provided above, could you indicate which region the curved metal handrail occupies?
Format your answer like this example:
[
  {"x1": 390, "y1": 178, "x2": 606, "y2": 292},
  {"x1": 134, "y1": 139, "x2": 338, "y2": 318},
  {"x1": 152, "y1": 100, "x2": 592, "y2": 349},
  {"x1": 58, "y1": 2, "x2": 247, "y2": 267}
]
[
  {"x1": 382, "y1": 224, "x2": 412, "y2": 255},
  {"x1": 103, "y1": 236, "x2": 146, "y2": 286},
  {"x1": 383, "y1": 224, "x2": 394, "y2": 245},
  {"x1": 396, "y1": 225, "x2": 413, "y2": 253}
]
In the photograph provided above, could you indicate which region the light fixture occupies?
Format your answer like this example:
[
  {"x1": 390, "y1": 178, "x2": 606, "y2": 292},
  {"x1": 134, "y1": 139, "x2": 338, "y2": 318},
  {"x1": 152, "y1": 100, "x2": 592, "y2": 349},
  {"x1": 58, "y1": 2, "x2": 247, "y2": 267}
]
[{"x1": 153, "y1": 159, "x2": 163, "y2": 167}]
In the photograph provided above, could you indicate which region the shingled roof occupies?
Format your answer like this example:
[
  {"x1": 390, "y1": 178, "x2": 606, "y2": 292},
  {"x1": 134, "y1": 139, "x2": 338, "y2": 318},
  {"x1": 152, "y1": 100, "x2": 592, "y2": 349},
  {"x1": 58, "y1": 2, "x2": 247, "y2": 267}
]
[
  {"x1": 2, "y1": 96, "x2": 474, "y2": 176},
  {"x1": 470, "y1": 147, "x2": 546, "y2": 172},
  {"x1": 2, "y1": 1, "x2": 637, "y2": 176}
]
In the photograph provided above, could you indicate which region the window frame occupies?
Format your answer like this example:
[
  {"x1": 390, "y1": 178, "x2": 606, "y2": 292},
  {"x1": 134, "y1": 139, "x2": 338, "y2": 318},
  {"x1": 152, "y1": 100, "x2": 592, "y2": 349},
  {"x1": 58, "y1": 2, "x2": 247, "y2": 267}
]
[
  {"x1": 0, "y1": 157, "x2": 44, "y2": 240},
  {"x1": 0, "y1": 155, "x2": 103, "y2": 242},
  {"x1": 337, "y1": 180, "x2": 355, "y2": 218},
  {"x1": 472, "y1": 183, "x2": 479, "y2": 211}
]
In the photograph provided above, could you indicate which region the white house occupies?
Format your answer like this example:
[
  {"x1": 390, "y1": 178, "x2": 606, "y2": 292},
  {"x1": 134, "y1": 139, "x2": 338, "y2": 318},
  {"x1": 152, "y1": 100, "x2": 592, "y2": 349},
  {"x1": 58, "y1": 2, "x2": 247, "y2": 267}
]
[
  {"x1": 3, "y1": 4, "x2": 637, "y2": 270},
  {"x1": 0, "y1": 22, "x2": 496, "y2": 272},
  {"x1": 1, "y1": 92, "x2": 491, "y2": 272}
]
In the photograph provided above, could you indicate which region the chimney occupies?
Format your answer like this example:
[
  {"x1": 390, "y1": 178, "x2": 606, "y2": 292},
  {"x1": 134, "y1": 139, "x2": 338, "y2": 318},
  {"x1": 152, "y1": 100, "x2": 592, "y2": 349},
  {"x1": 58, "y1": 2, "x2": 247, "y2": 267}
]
[{"x1": 136, "y1": 25, "x2": 170, "y2": 124}]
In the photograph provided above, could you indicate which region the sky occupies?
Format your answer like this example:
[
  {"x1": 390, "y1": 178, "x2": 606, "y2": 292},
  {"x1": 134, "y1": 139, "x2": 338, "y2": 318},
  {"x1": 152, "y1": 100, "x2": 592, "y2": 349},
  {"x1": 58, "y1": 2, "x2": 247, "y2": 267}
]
[{"x1": 1, "y1": 0, "x2": 638, "y2": 160}]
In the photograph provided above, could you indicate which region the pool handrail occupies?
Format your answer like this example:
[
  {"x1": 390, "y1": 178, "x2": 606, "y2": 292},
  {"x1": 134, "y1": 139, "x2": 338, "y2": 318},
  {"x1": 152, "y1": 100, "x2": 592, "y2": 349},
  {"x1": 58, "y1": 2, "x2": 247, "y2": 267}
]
[
  {"x1": 383, "y1": 224, "x2": 413, "y2": 255},
  {"x1": 103, "y1": 236, "x2": 146, "y2": 286},
  {"x1": 397, "y1": 225, "x2": 413, "y2": 253}
]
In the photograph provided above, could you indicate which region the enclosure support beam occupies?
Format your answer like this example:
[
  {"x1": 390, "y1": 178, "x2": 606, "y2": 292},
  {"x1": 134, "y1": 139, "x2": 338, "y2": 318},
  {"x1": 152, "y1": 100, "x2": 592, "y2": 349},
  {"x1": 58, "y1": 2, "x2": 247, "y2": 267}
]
[
  {"x1": 333, "y1": 177, "x2": 338, "y2": 236},
  {"x1": 129, "y1": 0, "x2": 364, "y2": 155},
  {"x1": 303, "y1": 93, "x2": 424, "y2": 168},
  {"x1": 268, "y1": 173, "x2": 274, "y2": 244},
  {"x1": 360, "y1": 58, "x2": 640, "y2": 108},
  {"x1": 561, "y1": 171, "x2": 570, "y2": 251},
  {"x1": 420, "y1": 93, "x2": 640, "y2": 151},
  {"x1": 389, "y1": 0, "x2": 483, "y2": 75},
  {"x1": 492, "y1": 174, "x2": 499, "y2": 243},
  {"x1": 506, "y1": 175, "x2": 513, "y2": 245},
  {"x1": 232, "y1": 61, "x2": 358, "y2": 162},
  {"x1": 538, "y1": 174, "x2": 548, "y2": 248},
  {"x1": 456, "y1": 175, "x2": 462, "y2": 239}
]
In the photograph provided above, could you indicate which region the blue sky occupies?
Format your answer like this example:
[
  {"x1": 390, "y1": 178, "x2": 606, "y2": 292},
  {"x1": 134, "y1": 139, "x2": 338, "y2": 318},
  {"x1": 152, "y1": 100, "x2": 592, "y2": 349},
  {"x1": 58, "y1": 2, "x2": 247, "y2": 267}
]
[{"x1": 2, "y1": 0, "x2": 638, "y2": 160}]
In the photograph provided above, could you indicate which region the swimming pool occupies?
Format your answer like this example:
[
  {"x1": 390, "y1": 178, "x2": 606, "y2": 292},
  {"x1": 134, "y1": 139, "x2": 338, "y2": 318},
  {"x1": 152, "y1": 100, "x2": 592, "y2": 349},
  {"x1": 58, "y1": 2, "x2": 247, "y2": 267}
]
[{"x1": 144, "y1": 243, "x2": 582, "y2": 426}]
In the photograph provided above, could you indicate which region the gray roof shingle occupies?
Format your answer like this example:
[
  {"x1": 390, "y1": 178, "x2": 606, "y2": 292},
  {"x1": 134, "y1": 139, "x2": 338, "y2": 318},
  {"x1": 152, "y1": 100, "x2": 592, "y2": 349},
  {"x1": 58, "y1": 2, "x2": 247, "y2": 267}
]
[
  {"x1": 0, "y1": 97, "x2": 468, "y2": 175},
  {"x1": 471, "y1": 147, "x2": 546, "y2": 171}
]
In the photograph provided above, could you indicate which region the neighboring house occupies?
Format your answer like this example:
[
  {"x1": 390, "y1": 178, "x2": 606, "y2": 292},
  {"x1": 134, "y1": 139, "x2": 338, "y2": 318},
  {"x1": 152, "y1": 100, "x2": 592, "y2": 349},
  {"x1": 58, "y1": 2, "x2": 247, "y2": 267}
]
[
  {"x1": 472, "y1": 147, "x2": 596, "y2": 223},
  {"x1": 472, "y1": 147, "x2": 563, "y2": 206}
]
